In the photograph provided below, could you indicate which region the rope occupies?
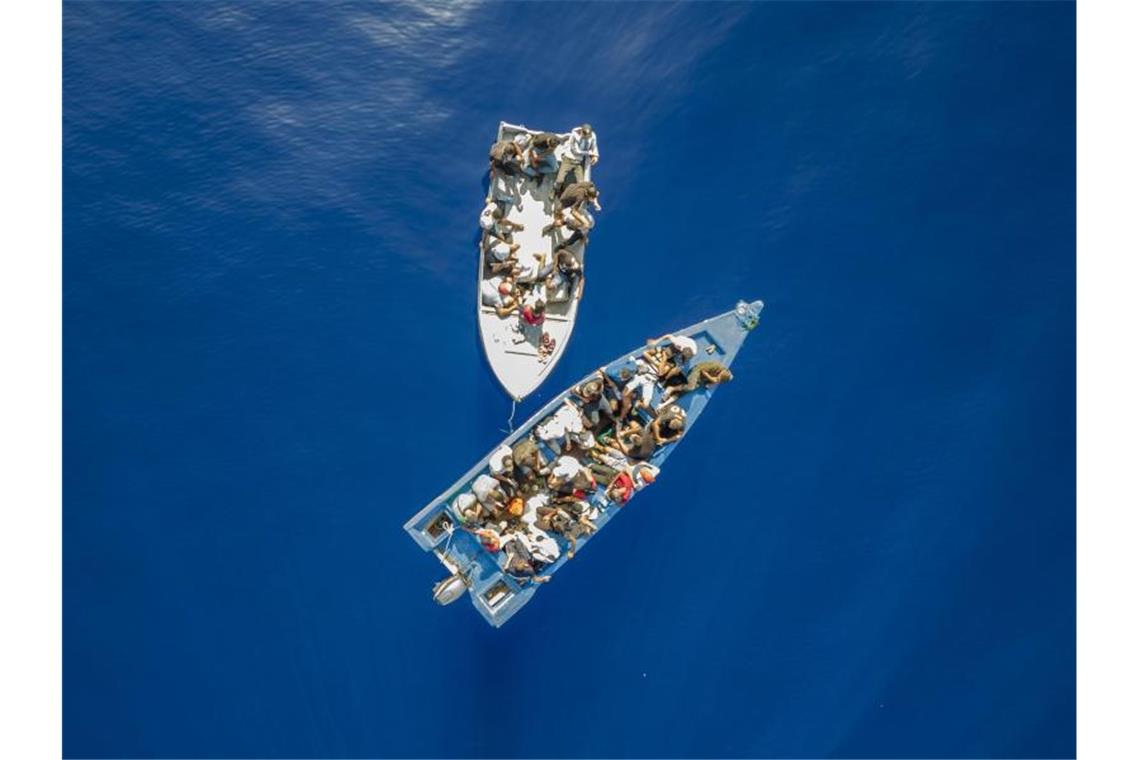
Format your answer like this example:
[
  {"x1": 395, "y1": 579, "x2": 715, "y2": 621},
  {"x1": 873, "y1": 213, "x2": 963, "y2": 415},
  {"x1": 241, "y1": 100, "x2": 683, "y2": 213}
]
[
  {"x1": 502, "y1": 399, "x2": 518, "y2": 434},
  {"x1": 441, "y1": 523, "x2": 455, "y2": 560}
]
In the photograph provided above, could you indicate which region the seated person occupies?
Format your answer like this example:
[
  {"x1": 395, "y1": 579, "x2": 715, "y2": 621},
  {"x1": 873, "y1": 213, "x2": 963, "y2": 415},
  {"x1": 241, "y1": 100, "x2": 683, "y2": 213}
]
[
  {"x1": 523, "y1": 132, "x2": 562, "y2": 179},
  {"x1": 536, "y1": 504, "x2": 595, "y2": 559},
  {"x1": 545, "y1": 201, "x2": 595, "y2": 249},
  {"x1": 478, "y1": 200, "x2": 501, "y2": 232},
  {"x1": 489, "y1": 138, "x2": 524, "y2": 176},
  {"x1": 537, "y1": 402, "x2": 587, "y2": 453},
  {"x1": 472, "y1": 473, "x2": 508, "y2": 517},
  {"x1": 605, "y1": 463, "x2": 659, "y2": 506},
  {"x1": 617, "y1": 360, "x2": 658, "y2": 419},
  {"x1": 661, "y1": 360, "x2": 733, "y2": 404},
  {"x1": 520, "y1": 293, "x2": 547, "y2": 327},
  {"x1": 513, "y1": 250, "x2": 549, "y2": 284},
  {"x1": 543, "y1": 267, "x2": 572, "y2": 304},
  {"x1": 472, "y1": 526, "x2": 502, "y2": 553},
  {"x1": 479, "y1": 201, "x2": 524, "y2": 234},
  {"x1": 573, "y1": 370, "x2": 621, "y2": 432},
  {"x1": 585, "y1": 441, "x2": 630, "y2": 487},
  {"x1": 453, "y1": 492, "x2": 484, "y2": 527},
  {"x1": 535, "y1": 408, "x2": 568, "y2": 453},
  {"x1": 520, "y1": 490, "x2": 550, "y2": 529},
  {"x1": 611, "y1": 418, "x2": 657, "y2": 461},
  {"x1": 558, "y1": 180, "x2": 602, "y2": 213},
  {"x1": 518, "y1": 525, "x2": 561, "y2": 566},
  {"x1": 511, "y1": 435, "x2": 549, "y2": 490},
  {"x1": 483, "y1": 226, "x2": 519, "y2": 264},
  {"x1": 644, "y1": 333, "x2": 698, "y2": 388},
  {"x1": 559, "y1": 403, "x2": 596, "y2": 452},
  {"x1": 480, "y1": 274, "x2": 520, "y2": 318},
  {"x1": 488, "y1": 444, "x2": 518, "y2": 494},
  {"x1": 553, "y1": 247, "x2": 584, "y2": 299},
  {"x1": 547, "y1": 454, "x2": 597, "y2": 495},
  {"x1": 649, "y1": 404, "x2": 687, "y2": 446},
  {"x1": 560, "y1": 402, "x2": 592, "y2": 450},
  {"x1": 501, "y1": 534, "x2": 551, "y2": 583}
]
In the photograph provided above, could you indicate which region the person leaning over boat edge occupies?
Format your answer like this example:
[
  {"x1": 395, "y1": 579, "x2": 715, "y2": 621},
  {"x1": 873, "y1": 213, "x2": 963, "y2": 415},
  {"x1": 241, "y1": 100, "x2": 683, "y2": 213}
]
[
  {"x1": 480, "y1": 273, "x2": 521, "y2": 318},
  {"x1": 489, "y1": 137, "x2": 524, "y2": 176},
  {"x1": 661, "y1": 360, "x2": 734, "y2": 405}
]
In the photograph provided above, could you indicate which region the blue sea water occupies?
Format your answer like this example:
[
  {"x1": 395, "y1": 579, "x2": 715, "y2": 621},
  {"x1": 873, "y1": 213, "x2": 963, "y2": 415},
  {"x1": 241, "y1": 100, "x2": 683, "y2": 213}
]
[{"x1": 63, "y1": 2, "x2": 1075, "y2": 758}]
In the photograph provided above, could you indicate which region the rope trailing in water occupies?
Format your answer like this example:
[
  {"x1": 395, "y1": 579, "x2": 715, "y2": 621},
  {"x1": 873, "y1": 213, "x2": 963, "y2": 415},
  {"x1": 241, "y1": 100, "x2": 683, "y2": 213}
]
[{"x1": 503, "y1": 399, "x2": 518, "y2": 434}]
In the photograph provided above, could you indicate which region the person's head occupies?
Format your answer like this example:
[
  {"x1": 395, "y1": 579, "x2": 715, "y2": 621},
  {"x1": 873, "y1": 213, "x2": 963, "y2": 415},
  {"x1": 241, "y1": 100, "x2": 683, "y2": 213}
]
[
  {"x1": 476, "y1": 528, "x2": 501, "y2": 552},
  {"x1": 507, "y1": 497, "x2": 525, "y2": 518},
  {"x1": 491, "y1": 206, "x2": 503, "y2": 220},
  {"x1": 639, "y1": 467, "x2": 656, "y2": 484},
  {"x1": 534, "y1": 132, "x2": 559, "y2": 151},
  {"x1": 582, "y1": 379, "x2": 601, "y2": 397},
  {"x1": 502, "y1": 454, "x2": 514, "y2": 471},
  {"x1": 628, "y1": 431, "x2": 643, "y2": 447},
  {"x1": 533, "y1": 299, "x2": 546, "y2": 315},
  {"x1": 668, "y1": 418, "x2": 684, "y2": 432},
  {"x1": 498, "y1": 280, "x2": 513, "y2": 297},
  {"x1": 558, "y1": 250, "x2": 580, "y2": 271},
  {"x1": 579, "y1": 123, "x2": 593, "y2": 137},
  {"x1": 618, "y1": 368, "x2": 632, "y2": 382},
  {"x1": 455, "y1": 493, "x2": 478, "y2": 521}
]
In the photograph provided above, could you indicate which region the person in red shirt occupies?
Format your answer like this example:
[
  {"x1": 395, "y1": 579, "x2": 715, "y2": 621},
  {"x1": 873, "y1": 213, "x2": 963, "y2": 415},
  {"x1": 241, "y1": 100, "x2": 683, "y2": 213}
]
[{"x1": 521, "y1": 297, "x2": 546, "y2": 326}]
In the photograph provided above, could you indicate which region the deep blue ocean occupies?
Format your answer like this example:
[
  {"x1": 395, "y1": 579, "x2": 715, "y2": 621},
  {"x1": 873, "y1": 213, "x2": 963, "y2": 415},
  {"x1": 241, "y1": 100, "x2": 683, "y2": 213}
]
[{"x1": 63, "y1": 3, "x2": 1075, "y2": 757}]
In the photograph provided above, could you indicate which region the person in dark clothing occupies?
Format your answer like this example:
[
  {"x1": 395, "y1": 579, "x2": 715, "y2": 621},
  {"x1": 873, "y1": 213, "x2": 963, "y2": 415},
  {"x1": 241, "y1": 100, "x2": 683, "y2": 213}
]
[
  {"x1": 650, "y1": 404, "x2": 687, "y2": 446},
  {"x1": 489, "y1": 138, "x2": 524, "y2": 175},
  {"x1": 661, "y1": 360, "x2": 734, "y2": 404}
]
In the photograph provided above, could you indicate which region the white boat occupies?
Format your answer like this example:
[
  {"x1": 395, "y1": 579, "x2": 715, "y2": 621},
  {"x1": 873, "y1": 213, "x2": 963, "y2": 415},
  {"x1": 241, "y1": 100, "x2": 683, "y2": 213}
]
[
  {"x1": 405, "y1": 300, "x2": 764, "y2": 627},
  {"x1": 478, "y1": 121, "x2": 597, "y2": 401}
]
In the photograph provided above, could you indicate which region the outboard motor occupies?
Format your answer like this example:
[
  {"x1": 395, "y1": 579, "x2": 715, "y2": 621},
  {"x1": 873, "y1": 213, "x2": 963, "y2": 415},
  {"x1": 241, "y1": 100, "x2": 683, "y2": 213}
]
[{"x1": 432, "y1": 574, "x2": 467, "y2": 606}]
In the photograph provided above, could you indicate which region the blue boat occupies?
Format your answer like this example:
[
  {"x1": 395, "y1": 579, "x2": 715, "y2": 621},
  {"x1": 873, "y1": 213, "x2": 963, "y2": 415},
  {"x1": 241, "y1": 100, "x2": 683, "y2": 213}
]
[{"x1": 404, "y1": 300, "x2": 764, "y2": 627}]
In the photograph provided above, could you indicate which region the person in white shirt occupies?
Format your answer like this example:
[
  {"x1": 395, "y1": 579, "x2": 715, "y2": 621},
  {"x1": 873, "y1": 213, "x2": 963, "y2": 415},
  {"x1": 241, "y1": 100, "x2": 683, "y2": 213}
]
[
  {"x1": 620, "y1": 359, "x2": 658, "y2": 418},
  {"x1": 555, "y1": 123, "x2": 599, "y2": 190},
  {"x1": 479, "y1": 201, "x2": 524, "y2": 234},
  {"x1": 553, "y1": 402, "x2": 595, "y2": 451},
  {"x1": 480, "y1": 202, "x2": 524, "y2": 276},
  {"x1": 547, "y1": 453, "x2": 596, "y2": 495},
  {"x1": 522, "y1": 131, "x2": 562, "y2": 183},
  {"x1": 480, "y1": 274, "x2": 519, "y2": 318},
  {"x1": 518, "y1": 525, "x2": 561, "y2": 565},
  {"x1": 535, "y1": 409, "x2": 568, "y2": 451},
  {"x1": 453, "y1": 492, "x2": 482, "y2": 526},
  {"x1": 521, "y1": 491, "x2": 550, "y2": 528},
  {"x1": 488, "y1": 444, "x2": 513, "y2": 475},
  {"x1": 472, "y1": 473, "x2": 507, "y2": 514}
]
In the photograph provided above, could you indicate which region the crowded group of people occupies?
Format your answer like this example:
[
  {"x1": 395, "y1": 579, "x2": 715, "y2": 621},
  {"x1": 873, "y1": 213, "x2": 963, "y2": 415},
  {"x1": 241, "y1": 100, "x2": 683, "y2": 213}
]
[
  {"x1": 450, "y1": 332, "x2": 735, "y2": 584},
  {"x1": 479, "y1": 124, "x2": 602, "y2": 361}
]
